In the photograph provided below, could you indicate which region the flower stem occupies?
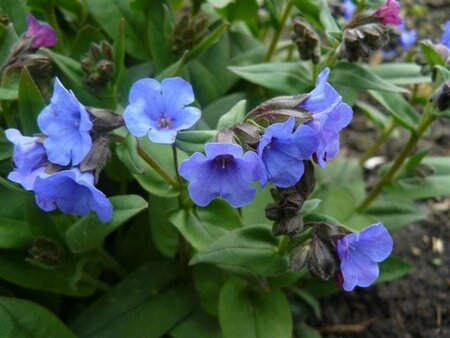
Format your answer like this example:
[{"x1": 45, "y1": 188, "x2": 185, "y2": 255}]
[
  {"x1": 136, "y1": 143, "x2": 180, "y2": 190},
  {"x1": 264, "y1": 1, "x2": 294, "y2": 62},
  {"x1": 358, "y1": 116, "x2": 396, "y2": 167},
  {"x1": 95, "y1": 247, "x2": 127, "y2": 278},
  {"x1": 356, "y1": 105, "x2": 437, "y2": 212},
  {"x1": 172, "y1": 144, "x2": 183, "y2": 188},
  {"x1": 311, "y1": 63, "x2": 319, "y2": 85},
  {"x1": 80, "y1": 273, "x2": 110, "y2": 291}
]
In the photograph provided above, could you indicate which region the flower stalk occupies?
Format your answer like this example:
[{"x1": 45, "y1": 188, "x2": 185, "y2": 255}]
[{"x1": 264, "y1": 1, "x2": 294, "y2": 62}]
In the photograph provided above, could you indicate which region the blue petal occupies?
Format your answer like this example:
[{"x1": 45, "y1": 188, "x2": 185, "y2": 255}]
[
  {"x1": 147, "y1": 128, "x2": 178, "y2": 144},
  {"x1": 8, "y1": 167, "x2": 45, "y2": 191},
  {"x1": 258, "y1": 116, "x2": 296, "y2": 153},
  {"x1": 263, "y1": 150, "x2": 305, "y2": 187},
  {"x1": 161, "y1": 77, "x2": 195, "y2": 111},
  {"x1": 218, "y1": 165, "x2": 257, "y2": 207},
  {"x1": 237, "y1": 151, "x2": 266, "y2": 184},
  {"x1": 129, "y1": 78, "x2": 162, "y2": 105},
  {"x1": 123, "y1": 99, "x2": 154, "y2": 137},
  {"x1": 5, "y1": 129, "x2": 46, "y2": 171},
  {"x1": 302, "y1": 68, "x2": 341, "y2": 113},
  {"x1": 357, "y1": 223, "x2": 393, "y2": 262},
  {"x1": 340, "y1": 246, "x2": 379, "y2": 291},
  {"x1": 323, "y1": 102, "x2": 353, "y2": 132},
  {"x1": 440, "y1": 20, "x2": 450, "y2": 48},
  {"x1": 172, "y1": 106, "x2": 201, "y2": 130},
  {"x1": 205, "y1": 142, "x2": 243, "y2": 159}
]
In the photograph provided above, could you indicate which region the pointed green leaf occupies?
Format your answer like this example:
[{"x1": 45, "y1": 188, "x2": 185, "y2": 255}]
[{"x1": 18, "y1": 68, "x2": 46, "y2": 134}]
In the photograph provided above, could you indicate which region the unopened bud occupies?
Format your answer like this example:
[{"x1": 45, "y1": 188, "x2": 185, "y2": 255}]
[
  {"x1": 79, "y1": 135, "x2": 111, "y2": 179},
  {"x1": 292, "y1": 18, "x2": 321, "y2": 64},
  {"x1": 272, "y1": 216, "x2": 304, "y2": 236},
  {"x1": 307, "y1": 234, "x2": 338, "y2": 280},
  {"x1": 289, "y1": 244, "x2": 310, "y2": 271},
  {"x1": 430, "y1": 79, "x2": 450, "y2": 112},
  {"x1": 233, "y1": 123, "x2": 260, "y2": 145},
  {"x1": 215, "y1": 128, "x2": 235, "y2": 143},
  {"x1": 27, "y1": 237, "x2": 65, "y2": 268},
  {"x1": 88, "y1": 107, "x2": 124, "y2": 131},
  {"x1": 295, "y1": 160, "x2": 315, "y2": 198}
]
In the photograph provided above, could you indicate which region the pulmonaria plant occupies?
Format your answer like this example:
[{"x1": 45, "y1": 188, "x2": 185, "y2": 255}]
[
  {"x1": 337, "y1": 223, "x2": 393, "y2": 291},
  {"x1": 124, "y1": 77, "x2": 201, "y2": 144},
  {"x1": 179, "y1": 142, "x2": 266, "y2": 207},
  {"x1": 300, "y1": 68, "x2": 353, "y2": 167},
  {"x1": 24, "y1": 14, "x2": 57, "y2": 48}
]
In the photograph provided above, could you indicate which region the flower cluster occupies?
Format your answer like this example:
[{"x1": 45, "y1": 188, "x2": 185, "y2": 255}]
[
  {"x1": 175, "y1": 68, "x2": 352, "y2": 208},
  {"x1": 6, "y1": 79, "x2": 113, "y2": 223}
]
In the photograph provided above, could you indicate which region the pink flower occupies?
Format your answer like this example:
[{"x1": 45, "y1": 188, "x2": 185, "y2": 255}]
[
  {"x1": 24, "y1": 14, "x2": 57, "y2": 48},
  {"x1": 374, "y1": 0, "x2": 402, "y2": 26}
]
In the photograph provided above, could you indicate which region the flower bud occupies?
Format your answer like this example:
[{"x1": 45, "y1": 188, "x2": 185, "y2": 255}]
[
  {"x1": 88, "y1": 107, "x2": 124, "y2": 132},
  {"x1": 307, "y1": 233, "x2": 339, "y2": 280},
  {"x1": 27, "y1": 237, "x2": 65, "y2": 268},
  {"x1": 171, "y1": 10, "x2": 209, "y2": 57},
  {"x1": 430, "y1": 79, "x2": 450, "y2": 112},
  {"x1": 295, "y1": 160, "x2": 315, "y2": 198},
  {"x1": 215, "y1": 128, "x2": 236, "y2": 143},
  {"x1": 81, "y1": 41, "x2": 115, "y2": 92},
  {"x1": 291, "y1": 18, "x2": 321, "y2": 64},
  {"x1": 233, "y1": 123, "x2": 260, "y2": 145},
  {"x1": 79, "y1": 135, "x2": 111, "y2": 179},
  {"x1": 272, "y1": 215, "x2": 304, "y2": 236},
  {"x1": 289, "y1": 243, "x2": 310, "y2": 271}
]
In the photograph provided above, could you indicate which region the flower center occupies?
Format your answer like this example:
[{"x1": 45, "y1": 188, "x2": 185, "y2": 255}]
[
  {"x1": 215, "y1": 154, "x2": 234, "y2": 169},
  {"x1": 158, "y1": 116, "x2": 172, "y2": 129}
]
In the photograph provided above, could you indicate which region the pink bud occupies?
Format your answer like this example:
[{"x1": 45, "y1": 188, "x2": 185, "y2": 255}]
[
  {"x1": 374, "y1": 0, "x2": 402, "y2": 26},
  {"x1": 24, "y1": 14, "x2": 57, "y2": 48}
]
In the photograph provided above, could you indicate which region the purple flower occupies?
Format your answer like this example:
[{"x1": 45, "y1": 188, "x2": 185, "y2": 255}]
[
  {"x1": 257, "y1": 116, "x2": 318, "y2": 188},
  {"x1": 179, "y1": 142, "x2": 266, "y2": 207},
  {"x1": 24, "y1": 14, "x2": 57, "y2": 48},
  {"x1": 441, "y1": 20, "x2": 450, "y2": 48},
  {"x1": 374, "y1": 0, "x2": 402, "y2": 26},
  {"x1": 342, "y1": 0, "x2": 356, "y2": 20},
  {"x1": 300, "y1": 68, "x2": 353, "y2": 167},
  {"x1": 34, "y1": 168, "x2": 113, "y2": 223},
  {"x1": 337, "y1": 223, "x2": 393, "y2": 291},
  {"x1": 124, "y1": 77, "x2": 201, "y2": 144},
  {"x1": 5, "y1": 128, "x2": 47, "y2": 190},
  {"x1": 38, "y1": 78, "x2": 93, "y2": 166},
  {"x1": 399, "y1": 24, "x2": 417, "y2": 50}
]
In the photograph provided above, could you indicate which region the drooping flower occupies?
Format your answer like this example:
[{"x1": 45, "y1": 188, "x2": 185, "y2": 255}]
[
  {"x1": 38, "y1": 78, "x2": 93, "y2": 166},
  {"x1": 342, "y1": 0, "x2": 356, "y2": 20},
  {"x1": 337, "y1": 223, "x2": 393, "y2": 292},
  {"x1": 441, "y1": 20, "x2": 450, "y2": 48},
  {"x1": 179, "y1": 142, "x2": 265, "y2": 207},
  {"x1": 5, "y1": 129, "x2": 47, "y2": 190},
  {"x1": 34, "y1": 168, "x2": 113, "y2": 223},
  {"x1": 374, "y1": 0, "x2": 402, "y2": 26},
  {"x1": 24, "y1": 14, "x2": 57, "y2": 48},
  {"x1": 123, "y1": 77, "x2": 201, "y2": 144},
  {"x1": 300, "y1": 68, "x2": 353, "y2": 167},
  {"x1": 257, "y1": 116, "x2": 318, "y2": 188}
]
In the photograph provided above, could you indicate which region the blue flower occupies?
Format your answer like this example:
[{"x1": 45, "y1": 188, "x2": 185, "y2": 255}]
[
  {"x1": 257, "y1": 116, "x2": 318, "y2": 188},
  {"x1": 179, "y1": 142, "x2": 265, "y2": 207},
  {"x1": 300, "y1": 68, "x2": 353, "y2": 167},
  {"x1": 38, "y1": 78, "x2": 93, "y2": 166},
  {"x1": 34, "y1": 168, "x2": 113, "y2": 223},
  {"x1": 337, "y1": 223, "x2": 393, "y2": 291},
  {"x1": 124, "y1": 77, "x2": 201, "y2": 144},
  {"x1": 5, "y1": 128, "x2": 47, "y2": 190},
  {"x1": 441, "y1": 20, "x2": 450, "y2": 48},
  {"x1": 399, "y1": 24, "x2": 417, "y2": 50},
  {"x1": 342, "y1": 0, "x2": 356, "y2": 20}
]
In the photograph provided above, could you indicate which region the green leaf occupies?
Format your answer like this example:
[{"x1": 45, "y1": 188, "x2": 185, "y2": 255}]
[
  {"x1": 241, "y1": 185, "x2": 273, "y2": 225},
  {"x1": 370, "y1": 63, "x2": 431, "y2": 85},
  {"x1": 0, "y1": 22, "x2": 19, "y2": 67},
  {"x1": 420, "y1": 41, "x2": 446, "y2": 67},
  {"x1": 228, "y1": 62, "x2": 311, "y2": 95},
  {"x1": 115, "y1": 133, "x2": 145, "y2": 174},
  {"x1": 369, "y1": 90, "x2": 419, "y2": 131},
  {"x1": 217, "y1": 99, "x2": 247, "y2": 129},
  {"x1": 0, "y1": 88, "x2": 18, "y2": 100},
  {"x1": 355, "y1": 100, "x2": 388, "y2": 129},
  {"x1": 202, "y1": 92, "x2": 247, "y2": 128},
  {"x1": 0, "y1": 0, "x2": 28, "y2": 33},
  {"x1": 186, "y1": 22, "x2": 230, "y2": 63},
  {"x1": 219, "y1": 279, "x2": 292, "y2": 338},
  {"x1": 170, "y1": 309, "x2": 221, "y2": 338},
  {"x1": 330, "y1": 62, "x2": 410, "y2": 94},
  {"x1": 0, "y1": 217, "x2": 33, "y2": 249},
  {"x1": 317, "y1": 0, "x2": 339, "y2": 34},
  {"x1": 0, "y1": 252, "x2": 94, "y2": 297},
  {"x1": 385, "y1": 175, "x2": 450, "y2": 199},
  {"x1": 70, "y1": 260, "x2": 180, "y2": 337},
  {"x1": 18, "y1": 68, "x2": 46, "y2": 134},
  {"x1": 190, "y1": 225, "x2": 288, "y2": 277},
  {"x1": 65, "y1": 195, "x2": 148, "y2": 253},
  {"x1": 376, "y1": 256, "x2": 411, "y2": 284},
  {"x1": 175, "y1": 130, "x2": 217, "y2": 153},
  {"x1": 290, "y1": 287, "x2": 321, "y2": 319},
  {"x1": 112, "y1": 19, "x2": 125, "y2": 87},
  {"x1": 0, "y1": 296, "x2": 76, "y2": 338},
  {"x1": 192, "y1": 265, "x2": 226, "y2": 316},
  {"x1": 170, "y1": 209, "x2": 227, "y2": 251},
  {"x1": 296, "y1": 322, "x2": 322, "y2": 338}
]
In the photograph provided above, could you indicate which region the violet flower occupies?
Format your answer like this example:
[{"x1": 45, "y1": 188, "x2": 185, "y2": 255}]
[
  {"x1": 5, "y1": 128, "x2": 47, "y2": 190},
  {"x1": 374, "y1": 0, "x2": 402, "y2": 26},
  {"x1": 300, "y1": 68, "x2": 353, "y2": 167},
  {"x1": 441, "y1": 20, "x2": 450, "y2": 48},
  {"x1": 337, "y1": 223, "x2": 393, "y2": 291},
  {"x1": 342, "y1": 0, "x2": 356, "y2": 20},
  {"x1": 258, "y1": 116, "x2": 318, "y2": 188},
  {"x1": 34, "y1": 168, "x2": 113, "y2": 223},
  {"x1": 38, "y1": 78, "x2": 93, "y2": 166},
  {"x1": 24, "y1": 14, "x2": 57, "y2": 48},
  {"x1": 179, "y1": 142, "x2": 265, "y2": 207},
  {"x1": 124, "y1": 77, "x2": 201, "y2": 144},
  {"x1": 399, "y1": 23, "x2": 417, "y2": 50}
]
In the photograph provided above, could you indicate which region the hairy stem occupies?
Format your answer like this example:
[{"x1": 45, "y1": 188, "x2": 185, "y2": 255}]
[{"x1": 264, "y1": 1, "x2": 294, "y2": 62}]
